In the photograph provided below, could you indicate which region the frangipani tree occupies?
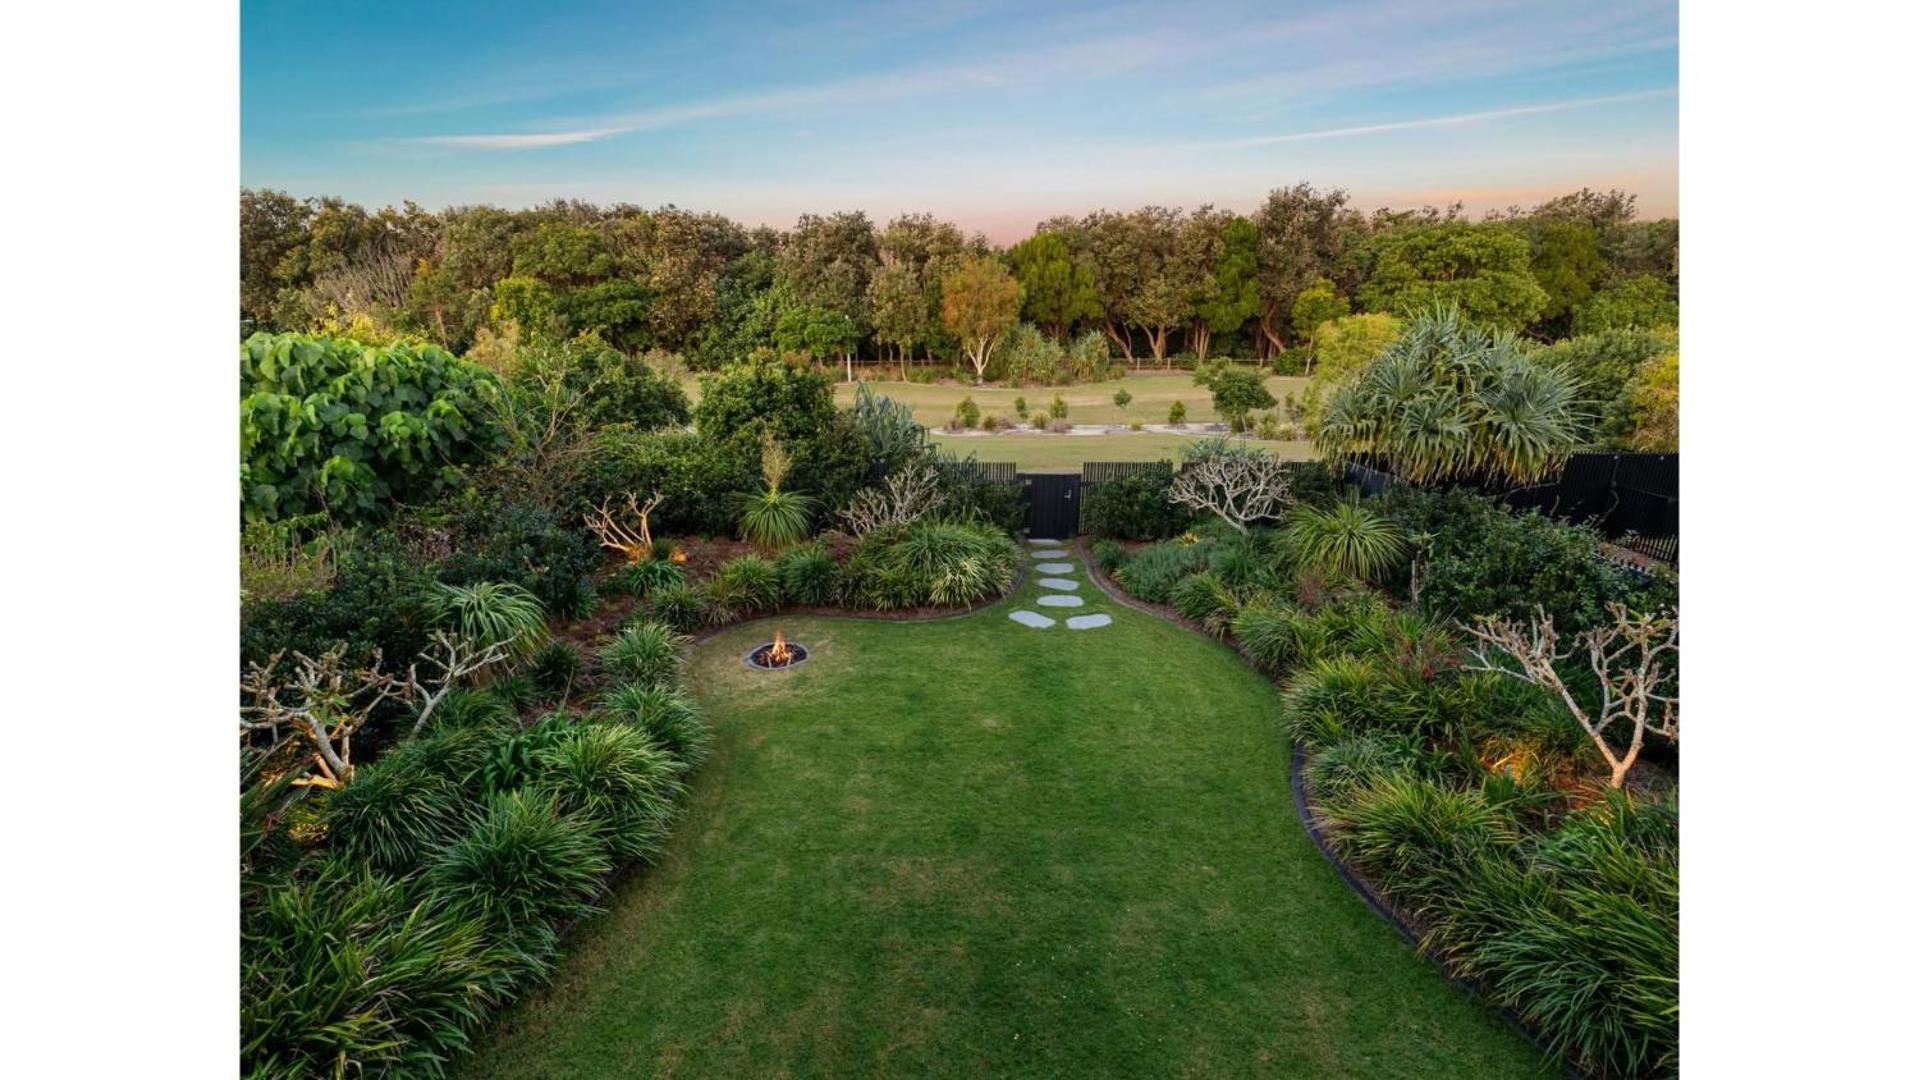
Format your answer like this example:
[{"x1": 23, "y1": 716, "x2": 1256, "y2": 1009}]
[{"x1": 1314, "y1": 304, "x2": 1588, "y2": 486}]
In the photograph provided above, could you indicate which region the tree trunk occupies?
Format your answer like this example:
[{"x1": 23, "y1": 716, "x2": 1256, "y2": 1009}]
[
  {"x1": 1148, "y1": 326, "x2": 1169, "y2": 362},
  {"x1": 1103, "y1": 321, "x2": 1134, "y2": 362},
  {"x1": 1192, "y1": 322, "x2": 1211, "y2": 362},
  {"x1": 845, "y1": 352, "x2": 853, "y2": 383}
]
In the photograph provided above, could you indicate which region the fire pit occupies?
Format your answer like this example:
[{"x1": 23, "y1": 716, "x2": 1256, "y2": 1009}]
[{"x1": 744, "y1": 629, "x2": 809, "y2": 670}]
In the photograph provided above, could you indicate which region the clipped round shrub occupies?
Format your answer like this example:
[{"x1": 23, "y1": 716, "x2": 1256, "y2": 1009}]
[
  {"x1": 599, "y1": 621, "x2": 688, "y2": 688},
  {"x1": 775, "y1": 543, "x2": 840, "y2": 606},
  {"x1": 599, "y1": 682, "x2": 711, "y2": 766},
  {"x1": 645, "y1": 582, "x2": 710, "y2": 634},
  {"x1": 429, "y1": 790, "x2": 612, "y2": 935},
  {"x1": 534, "y1": 723, "x2": 686, "y2": 862}
]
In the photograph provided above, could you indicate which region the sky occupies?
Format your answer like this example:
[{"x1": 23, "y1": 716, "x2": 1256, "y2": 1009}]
[{"x1": 241, "y1": 0, "x2": 1678, "y2": 243}]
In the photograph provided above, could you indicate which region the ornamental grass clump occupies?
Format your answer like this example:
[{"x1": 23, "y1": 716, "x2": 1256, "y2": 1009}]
[
  {"x1": 323, "y1": 753, "x2": 476, "y2": 875},
  {"x1": 599, "y1": 682, "x2": 711, "y2": 767},
  {"x1": 600, "y1": 621, "x2": 689, "y2": 689},
  {"x1": 534, "y1": 723, "x2": 686, "y2": 862},
  {"x1": 709, "y1": 554, "x2": 782, "y2": 614},
  {"x1": 427, "y1": 580, "x2": 548, "y2": 664},
  {"x1": 1283, "y1": 497, "x2": 1409, "y2": 584},
  {"x1": 775, "y1": 543, "x2": 840, "y2": 605},
  {"x1": 429, "y1": 790, "x2": 612, "y2": 937}
]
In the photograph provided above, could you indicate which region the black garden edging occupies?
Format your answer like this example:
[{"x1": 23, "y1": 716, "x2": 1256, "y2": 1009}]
[{"x1": 1077, "y1": 537, "x2": 1579, "y2": 1076}]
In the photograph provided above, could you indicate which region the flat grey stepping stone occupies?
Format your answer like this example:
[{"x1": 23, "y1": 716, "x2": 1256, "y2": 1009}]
[
  {"x1": 1031, "y1": 549, "x2": 1069, "y2": 559},
  {"x1": 1008, "y1": 610, "x2": 1056, "y2": 628},
  {"x1": 1028, "y1": 538, "x2": 1061, "y2": 545},
  {"x1": 1035, "y1": 593, "x2": 1084, "y2": 607},
  {"x1": 1038, "y1": 577, "x2": 1080, "y2": 591},
  {"x1": 1066, "y1": 614, "x2": 1113, "y2": 630},
  {"x1": 1035, "y1": 562, "x2": 1075, "y2": 574}
]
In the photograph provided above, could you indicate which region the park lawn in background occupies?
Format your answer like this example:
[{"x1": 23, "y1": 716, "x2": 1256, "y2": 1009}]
[
  {"x1": 929, "y1": 431, "x2": 1316, "y2": 472},
  {"x1": 830, "y1": 371, "x2": 1309, "y2": 426},
  {"x1": 462, "y1": 572, "x2": 1547, "y2": 1078}
]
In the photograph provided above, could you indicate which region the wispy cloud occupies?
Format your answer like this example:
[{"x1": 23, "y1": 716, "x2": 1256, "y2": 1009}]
[
  {"x1": 408, "y1": 127, "x2": 631, "y2": 150},
  {"x1": 1172, "y1": 88, "x2": 1676, "y2": 152}
]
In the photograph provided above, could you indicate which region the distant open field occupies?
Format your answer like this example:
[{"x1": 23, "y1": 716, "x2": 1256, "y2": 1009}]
[
  {"x1": 930, "y1": 431, "x2": 1316, "y2": 472},
  {"x1": 833, "y1": 371, "x2": 1309, "y2": 427}
]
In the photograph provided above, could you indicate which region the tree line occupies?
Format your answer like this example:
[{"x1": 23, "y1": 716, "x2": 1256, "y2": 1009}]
[{"x1": 241, "y1": 184, "x2": 1677, "y2": 371}]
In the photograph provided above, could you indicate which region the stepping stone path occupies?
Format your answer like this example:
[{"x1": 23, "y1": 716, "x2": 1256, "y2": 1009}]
[{"x1": 1007, "y1": 538, "x2": 1111, "y2": 630}]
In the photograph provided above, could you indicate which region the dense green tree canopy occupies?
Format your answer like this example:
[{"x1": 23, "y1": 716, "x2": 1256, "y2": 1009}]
[
  {"x1": 693, "y1": 352, "x2": 837, "y2": 448},
  {"x1": 1007, "y1": 231, "x2": 1101, "y2": 339},
  {"x1": 1356, "y1": 222, "x2": 1549, "y2": 332},
  {"x1": 1573, "y1": 274, "x2": 1679, "y2": 334}
]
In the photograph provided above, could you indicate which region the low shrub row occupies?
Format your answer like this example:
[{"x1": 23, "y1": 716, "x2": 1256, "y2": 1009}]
[
  {"x1": 1101, "y1": 484, "x2": 1679, "y2": 1078},
  {"x1": 240, "y1": 620, "x2": 709, "y2": 1078}
]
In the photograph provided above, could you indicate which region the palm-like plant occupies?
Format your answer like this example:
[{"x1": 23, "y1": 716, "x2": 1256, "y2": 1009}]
[
  {"x1": 427, "y1": 581, "x2": 548, "y2": 664},
  {"x1": 1283, "y1": 498, "x2": 1409, "y2": 583},
  {"x1": 1314, "y1": 304, "x2": 1588, "y2": 485},
  {"x1": 736, "y1": 430, "x2": 816, "y2": 548}
]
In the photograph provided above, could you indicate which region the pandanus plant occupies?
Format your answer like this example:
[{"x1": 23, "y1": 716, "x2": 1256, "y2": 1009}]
[{"x1": 1314, "y1": 303, "x2": 1589, "y2": 486}]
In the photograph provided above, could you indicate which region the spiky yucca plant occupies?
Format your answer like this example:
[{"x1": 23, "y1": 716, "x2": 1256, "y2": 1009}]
[
  {"x1": 1283, "y1": 498, "x2": 1409, "y2": 584},
  {"x1": 736, "y1": 430, "x2": 816, "y2": 548}
]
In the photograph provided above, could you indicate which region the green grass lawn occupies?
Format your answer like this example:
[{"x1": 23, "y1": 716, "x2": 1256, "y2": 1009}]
[
  {"x1": 462, "y1": 566, "x2": 1545, "y2": 1078},
  {"x1": 832, "y1": 371, "x2": 1310, "y2": 427},
  {"x1": 930, "y1": 431, "x2": 1317, "y2": 472}
]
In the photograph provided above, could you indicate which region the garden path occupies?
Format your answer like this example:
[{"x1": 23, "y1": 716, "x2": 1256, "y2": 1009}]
[{"x1": 1008, "y1": 539, "x2": 1109, "y2": 629}]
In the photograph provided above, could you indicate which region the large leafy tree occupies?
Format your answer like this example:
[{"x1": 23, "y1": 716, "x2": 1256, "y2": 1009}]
[
  {"x1": 866, "y1": 262, "x2": 930, "y2": 367},
  {"x1": 1315, "y1": 304, "x2": 1587, "y2": 485},
  {"x1": 775, "y1": 211, "x2": 879, "y2": 350},
  {"x1": 939, "y1": 254, "x2": 1023, "y2": 383},
  {"x1": 1189, "y1": 213, "x2": 1261, "y2": 361},
  {"x1": 1081, "y1": 210, "x2": 1150, "y2": 361},
  {"x1": 1007, "y1": 230, "x2": 1101, "y2": 340},
  {"x1": 694, "y1": 351, "x2": 837, "y2": 448},
  {"x1": 1356, "y1": 222, "x2": 1549, "y2": 332},
  {"x1": 1525, "y1": 219, "x2": 1605, "y2": 335},
  {"x1": 1573, "y1": 274, "x2": 1679, "y2": 335},
  {"x1": 1289, "y1": 278, "x2": 1350, "y2": 364},
  {"x1": 1531, "y1": 326, "x2": 1677, "y2": 447},
  {"x1": 1252, "y1": 182, "x2": 1353, "y2": 355}
]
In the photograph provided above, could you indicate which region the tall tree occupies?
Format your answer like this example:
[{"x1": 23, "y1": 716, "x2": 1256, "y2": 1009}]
[
  {"x1": 867, "y1": 262, "x2": 929, "y2": 372},
  {"x1": 777, "y1": 211, "x2": 880, "y2": 352},
  {"x1": 1187, "y1": 212, "x2": 1260, "y2": 362},
  {"x1": 1357, "y1": 222, "x2": 1549, "y2": 331},
  {"x1": 1252, "y1": 183, "x2": 1352, "y2": 356},
  {"x1": 939, "y1": 255, "x2": 1023, "y2": 383},
  {"x1": 1082, "y1": 210, "x2": 1149, "y2": 362},
  {"x1": 1006, "y1": 230, "x2": 1101, "y2": 339},
  {"x1": 1526, "y1": 219, "x2": 1605, "y2": 336},
  {"x1": 1129, "y1": 206, "x2": 1192, "y2": 363}
]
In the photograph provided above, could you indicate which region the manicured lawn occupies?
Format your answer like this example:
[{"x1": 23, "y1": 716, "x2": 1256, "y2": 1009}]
[
  {"x1": 462, "y1": 564, "x2": 1545, "y2": 1078},
  {"x1": 929, "y1": 431, "x2": 1316, "y2": 472},
  {"x1": 831, "y1": 371, "x2": 1310, "y2": 426}
]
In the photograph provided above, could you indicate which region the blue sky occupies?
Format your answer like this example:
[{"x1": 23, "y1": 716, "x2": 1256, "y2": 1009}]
[{"x1": 241, "y1": 0, "x2": 1678, "y2": 242}]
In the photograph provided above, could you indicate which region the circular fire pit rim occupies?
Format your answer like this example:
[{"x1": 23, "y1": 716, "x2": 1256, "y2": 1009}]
[{"x1": 742, "y1": 639, "x2": 811, "y2": 670}]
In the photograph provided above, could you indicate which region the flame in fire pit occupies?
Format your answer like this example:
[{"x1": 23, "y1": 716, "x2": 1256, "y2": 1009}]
[{"x1": 767, "y1": 629, "x2": 794, "y2": 666}]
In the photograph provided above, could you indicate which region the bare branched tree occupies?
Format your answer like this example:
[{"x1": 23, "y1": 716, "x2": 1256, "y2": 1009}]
[
  {"x1": 1463, "y1": 602, "x2": 1679, "y2": 789},
  {"x1": 838, "y1": 462, "x2": 944, "y2": 535},
  {"x1": 584, "y1": 491, "x2": 665, "y2": 561},
  {"x1": 406, "y1": 630, "x2": 516, "y2": 736},
  {"x1": 310, "y1": 242, "x2": 415, "y2": 315},
  {"x1": 240, "y1": 646, "x2": 410, "y2": 789},
  {"x1": 1168, "y1": 454, "x2": 1294, "y2": 532}
]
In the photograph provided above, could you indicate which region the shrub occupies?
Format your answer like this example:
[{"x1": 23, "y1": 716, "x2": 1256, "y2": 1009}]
[
  {"x1": 1112, "y1": 539, "x2": 1213, "y2": 603},
  {"x1": 1328, "y1": 774, "x2": 1515, "y2": 891},
  {"x1": 599, "y1": 621, "x2": 688, "y2": 688},
  {"x1": 240, "y1": 333, "x2": 504, "y2": 524},
  {"x1": 1170, "y1": 571, "x2": 1239, "y2": 636},
  {"x1": 1207, "y1": 367, "x2": 1277, "y2": 432},
  {"x1": 1013, "y1": 395, "x2": 1028, "y2": 419},
  {"x1": 1089, "y1": 538, "x2": 1129, "y2": 574},
  {"x1": 572, "y1": 429, "x2": 755, "y2": 536},
  {"x1": 710, "y1": 555, "x2": 782, "y2": 614},
  {"x1": 1048, "y1": 394, "x2": 1069, "y2": 420},
  {"x1": 1080, "y1": 466, "x2": 1193, "y2": 540},
  {"x1": 241, "y1": 866, "x2": 506, "y2": 1077},
  {"x1": 1167, "y1": 400, "x2": 1187, "y2": 425},
  {"x1": 467, "y1": 712, "x2": 579, "y2": 797},
  {"x1": 1283, "y1": 497, "x2": 1408, "y2": 583},
  {"x1": 776, "y1": 543, "x2": 840, "y2": 606},
  {"x1": 645, "y1": 582, "x2": 711, "y2": 634},
  {"x1": 617, "y1": 558, "x2": 686, "y2": 599},
  {"x1": 735, "y1": 431, "x2": 816, "y2": 548},
  {"x1": 324, "y1": 752, "x2": 476, "y2": 875},
  {"x1": 694, "y1": 351, "x2": 837, "y2": 448},
  {"x1": 1381, "y1": 487, "x2": 1674, "y2": 631},
  {"x1": 955, "y1": 396, "x2": 982, "y2": 428},
  {"x1": 432, "y1": 493, "x2": 601, "y2": 619},
  {"x1": 1305, "y1": 733, "x2": 1431, "y2": 811},
  {"x1": 534, "y1": 723, "x2": 686, "y2": 862},
  {"x1": 599, "y1": 682, "x2": 711, "y2": 766},
  {"x1": 1112, "y1": 388, "x2": 1132, "y2": 412},
  {"x1": 241, "y1": 530, "x2": 438, "y2": 670},
  {"x1": 1278, "y1": 655, "x2": 1394, "y2": 749},
  {"x1": 427, "y1": 581, "x2": 548, "y2": 664},
  {"x1": 842, "y1": 521, "x2": 1019, "y2": 609},
  {"x1": 1232, "y1": 601, "x2": 1304, "y2": 675},
  {"x1": 429, "y1": 790, "x2": 612, "y2": 937},
  {"x1": 527, "y1": 641, "x2": 583, "y2": 695}
]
